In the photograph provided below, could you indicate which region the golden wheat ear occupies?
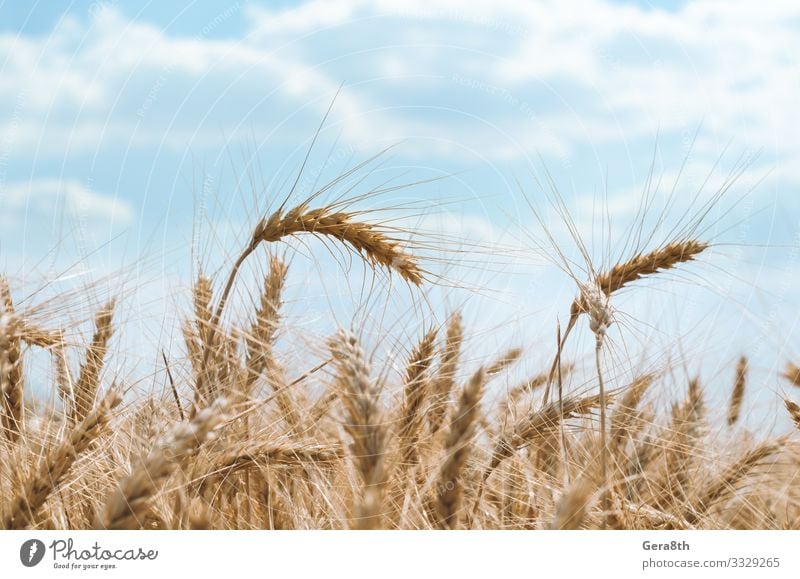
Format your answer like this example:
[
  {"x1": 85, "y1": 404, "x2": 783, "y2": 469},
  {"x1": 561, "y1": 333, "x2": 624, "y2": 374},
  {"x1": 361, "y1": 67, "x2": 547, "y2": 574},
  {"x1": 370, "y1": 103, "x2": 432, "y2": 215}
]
[
  {"x1": 396, "y1": 329, "x2": 437, "y2": 470},
  {"x1": 252, "y1": 205, "x2": 423, "y2": 286},
  {"x1": 0, "y1": 278, "x2": 24, "y2": 442},
  {"x1": 551, "y1": 477, "x2": 593, "y2": 530},
  {"x1": 2, "y1": 389, "x2": 122, "y2": 530},
  {"x1": 727, "y1": 356, "x2": 748, "y2": 426},
  {"x1": 72, "y1": 300, "x2": 116, "y2": 425},
  {"x1": 435, "y1": 367, "x2": 487, "y2": 530},
  {"x1": 328, "y1": 330, "x2": 388, "y2": 530},
  {"x1": 428, "y1": 313, "x2": 463, "y2": 434},
  {"x1": 684, "y1": 438, "x2": 783, "y2": 526},
  {"x1": 95, "y1": 397, "x2": 228, "y2": 530}
]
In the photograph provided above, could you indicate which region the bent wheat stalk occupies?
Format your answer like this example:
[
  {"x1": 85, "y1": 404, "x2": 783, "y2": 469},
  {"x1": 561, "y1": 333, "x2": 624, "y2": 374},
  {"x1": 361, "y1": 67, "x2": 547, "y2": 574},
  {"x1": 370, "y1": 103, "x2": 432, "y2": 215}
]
[
  {"x1": 196, "y1": 201, "x2": 424, "y2": 408},
  {"x1": 547, "y1": 239, "x2": 710, "y2": 396}
]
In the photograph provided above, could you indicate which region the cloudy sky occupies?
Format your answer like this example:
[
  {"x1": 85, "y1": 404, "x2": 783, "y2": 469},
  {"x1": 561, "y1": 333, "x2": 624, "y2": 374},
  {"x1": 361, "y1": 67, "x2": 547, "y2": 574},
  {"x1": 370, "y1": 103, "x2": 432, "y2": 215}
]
[{"x1": 2, "y1": 1, "x2": 799, "y2": 427}]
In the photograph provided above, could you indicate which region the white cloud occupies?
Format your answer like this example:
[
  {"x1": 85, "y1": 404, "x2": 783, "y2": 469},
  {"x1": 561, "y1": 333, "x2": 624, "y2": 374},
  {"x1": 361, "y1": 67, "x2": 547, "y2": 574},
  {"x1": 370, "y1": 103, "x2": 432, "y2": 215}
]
[
  {"x1": 0, "y1": 0, "x2": 797, "y2": 173},
  {"x1": 1, "y1": 178, "x2": 134, "y2": 226},
  {"x1": 245, "y1": 0, "x2": 800, "y2": 166}
]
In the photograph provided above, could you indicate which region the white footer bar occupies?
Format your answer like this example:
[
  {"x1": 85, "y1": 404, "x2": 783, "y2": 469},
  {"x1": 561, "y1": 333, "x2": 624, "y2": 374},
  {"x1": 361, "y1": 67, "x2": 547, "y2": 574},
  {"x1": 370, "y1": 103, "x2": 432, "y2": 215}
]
[{"x1": 1, "y1": 531, "x2": 796, "y2": 578}]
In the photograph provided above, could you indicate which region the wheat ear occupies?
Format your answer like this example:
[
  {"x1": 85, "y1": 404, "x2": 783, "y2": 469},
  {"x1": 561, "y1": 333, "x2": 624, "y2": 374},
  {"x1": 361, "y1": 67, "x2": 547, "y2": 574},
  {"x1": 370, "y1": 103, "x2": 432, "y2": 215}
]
[
  {"x1": 435, "y1": 368, "x2": 487, "y2": 529},
  {"x1": 397, "y1": 329, "x2": 437, "y2": 469},
  {"x1": 195, "y1": 442, "x2": 342, "y2": 493},
  {"x1": 95, "y1": 397, "x2": 228, "y2": 529},
  {"x1": 684, "y1": 438, "x2": 782, "y2": 526},
  {"x1": 329, "y1": 331, "x2": 388, "y2": 530},
  {"x1": 727, "y1": 356, "x2": 747, "y2": 426},
  {"x1": 429, "y1": 313, "x2": 463, "y2": 434},
  {"x1": 549, "y1": 240, "x2": 709, "y2": 390},
  {"x1": 242, "y1": 257, "x2": 300, "y2": 429},
  {"x1": 784, "y1": 399, "x2": 800, "y2": 431},
  {"x1": 3, "y1": 389, "x2": 121, "y2": 529},
  {"x1": 72, "y1": 300, "x2": 116, "y2": 424},
  {"x1": 252, "y1": 204, "x2": 422, "y2": 285},
  {"x1": 486, "y1": 392, "x2": 611, "y2": 480},
  {"x1": 551, "y1": 478, "x2": 593, "y2": 530},
  {"x1": 0, "y1": 279, "x2": 23, "y2": 442},
  {"x1": 195, "y1": 202, "x2": 423, "y2": 411}
]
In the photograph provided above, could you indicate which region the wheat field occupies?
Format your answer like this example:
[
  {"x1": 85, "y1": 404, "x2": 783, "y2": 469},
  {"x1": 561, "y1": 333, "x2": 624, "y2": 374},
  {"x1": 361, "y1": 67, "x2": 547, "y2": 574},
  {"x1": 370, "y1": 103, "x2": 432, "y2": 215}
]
[{"x1": 1, "y1": 185, "x2": 799, "y2": 532}]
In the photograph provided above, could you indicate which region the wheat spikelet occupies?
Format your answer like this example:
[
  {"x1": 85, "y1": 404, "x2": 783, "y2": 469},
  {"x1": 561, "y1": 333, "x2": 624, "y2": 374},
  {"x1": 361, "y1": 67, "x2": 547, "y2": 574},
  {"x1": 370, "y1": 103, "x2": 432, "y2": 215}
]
[
  {"x1": 189, "y1": 276, "x2": 221, "y2": 407},
  {"x1": 193, "y1": 275, "x2": 214, "y2": 339},
  {"x1": 429, "y1": 313, "x2": 463, "y2": 434},
  {"x1": 435, "y1": 367, "x2": 486, "y2": 529},
  {"x1": 727, "y1": 356, "x2": 747, "y2": 426},
  {"x1": 95, "y1": 397, "x2": 228, "y2": 530},
  {"x1": 329, "y1": 331, "x2": 388, "y2": 530},
  {"x1": 252, "y1": 203, "x2": 422, "y2": 285},
  {"x1": 486, "y1": 348, "x2": 523, "y2": 376},
  {"x1": 19, "y1": 323, "x2": 61, "y2": 348},
  {"x1": 72, "y1": 300, "x2": 116, "y2": 425},
  {"x1": 53, "y1": 336, "x2": 74, "y2": 413},
  {"x1": 2, "y1": 389, "x2": 122, "y2": 530}
]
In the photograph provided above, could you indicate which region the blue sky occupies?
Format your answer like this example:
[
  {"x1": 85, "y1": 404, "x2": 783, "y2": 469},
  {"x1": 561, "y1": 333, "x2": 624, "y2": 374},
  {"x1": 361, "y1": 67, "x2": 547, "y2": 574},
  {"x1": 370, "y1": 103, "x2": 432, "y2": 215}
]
[{"x1": 1, "y1": 0, "x2": 799, "y2": 429}]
